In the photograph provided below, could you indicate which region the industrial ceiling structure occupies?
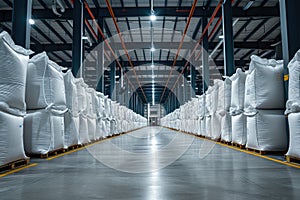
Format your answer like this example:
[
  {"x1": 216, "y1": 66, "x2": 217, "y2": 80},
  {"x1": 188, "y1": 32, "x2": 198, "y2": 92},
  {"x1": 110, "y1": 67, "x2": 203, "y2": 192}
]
[{"x1": 0, "y1": 0, "x2": 281, "y2": 107}]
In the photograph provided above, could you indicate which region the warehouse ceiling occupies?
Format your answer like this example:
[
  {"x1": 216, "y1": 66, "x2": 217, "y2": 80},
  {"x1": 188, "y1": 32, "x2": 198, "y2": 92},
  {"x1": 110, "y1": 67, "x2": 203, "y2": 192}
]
[{"x1": 0, "y1": 0, "x2": 281, "y2": 104}]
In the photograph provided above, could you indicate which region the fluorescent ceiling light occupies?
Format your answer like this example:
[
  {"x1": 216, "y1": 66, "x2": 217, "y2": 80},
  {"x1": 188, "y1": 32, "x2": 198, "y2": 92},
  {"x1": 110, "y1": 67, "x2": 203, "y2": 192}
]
[
  {"x1": 150, "y1": 14, "x2": 156, "y2": 21},
  {"x1": 28, "y1": 19, "x2": 35, "y2": 25},
  {"x1": 82, "y1": 36, "x2": 88, "y2": 40},
  {"x1": 150, "y1": 47, "x2": 156, "y2": 52},
  {"x1": 219, "y1": 35, "x2": 224, "y2": 39}
]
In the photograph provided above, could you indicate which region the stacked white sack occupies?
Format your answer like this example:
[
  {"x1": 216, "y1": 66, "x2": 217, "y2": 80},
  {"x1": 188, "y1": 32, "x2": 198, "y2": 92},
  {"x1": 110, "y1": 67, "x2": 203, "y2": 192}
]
[
  {"x1": 0, "y1": 31, "x2": 31, "y2": 166},
  {"x1": 75, "y1": 78, "x2": 90, "y2": 144},
  {"x1": 246, "y1": 110, "x2": 287, "y2": 151},
  {"x1": 26, "y1": 52, "x2": 66, "y2": 111},
  {"x1": 244, "y1": 55, "x2": 286, "y2": 151},
  {"x1": 0, "y1": 31, "x2": 32, "y2": 116},
  {"x1": 285, "y1": 50, "x2": 300, "y2": 158},
  {"x1": 86, "y1": 88, "x2": 97, "y2": 141},
  {"x1": 0, "y1": 111, "x2": 27, "y2": 165},
  {"x1": 211, "y1": 80, "x2": 222, "y2": 140},
  {"x1": 63, "y1": 70, "x2": 80, "y2": 147},
  {"x1": 221, "y1": 78, "x2": 232, "y2": 142},
  {"x1": 230, "y1": 68, "x2": 247, "y2": 145},
  {"x1": 24, "y1": 109, "x2": 65, "y2": 155}
]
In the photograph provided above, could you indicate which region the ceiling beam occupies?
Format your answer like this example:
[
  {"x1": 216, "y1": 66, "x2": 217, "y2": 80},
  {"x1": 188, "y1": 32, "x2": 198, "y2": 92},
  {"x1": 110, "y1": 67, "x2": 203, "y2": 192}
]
[
  {"x1": 0, "y1": 6, "x2": 280, "y2": 22},
  {"x1": 31, "y1": 41, "x2": 275, "y2": 52}
]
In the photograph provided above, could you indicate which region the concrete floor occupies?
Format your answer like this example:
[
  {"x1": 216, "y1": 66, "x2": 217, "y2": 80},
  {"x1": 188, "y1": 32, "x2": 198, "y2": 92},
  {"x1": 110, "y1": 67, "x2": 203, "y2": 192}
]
[{"x1": 1, "y1": 126, "x2": 300, "y2": 200}]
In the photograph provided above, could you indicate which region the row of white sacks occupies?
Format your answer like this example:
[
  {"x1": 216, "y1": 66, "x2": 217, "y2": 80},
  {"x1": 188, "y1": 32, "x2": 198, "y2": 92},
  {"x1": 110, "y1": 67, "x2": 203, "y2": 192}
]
[
  {"x1": 0, "y1": 31, "x2": 147, "y2": 166},
  {"x1": 162, "y1": 52, "x2": 300, "y2": 153}
]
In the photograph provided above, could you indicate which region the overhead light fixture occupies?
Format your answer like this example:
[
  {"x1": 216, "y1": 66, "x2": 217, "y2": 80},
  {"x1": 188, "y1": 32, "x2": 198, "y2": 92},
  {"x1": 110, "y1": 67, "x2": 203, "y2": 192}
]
[
  {"x1": 218, "y1": 35, "x2": 224, "y2": 39},
  {"x1": 151, "y1": 63, "x2": 155, "y2": 68},
  {"x1": 82, "y1": 36, "x2": 89, "y2": 40},
  {"x1": 243, "y1": 1, "x2": 254, "y2": 11},
  {"x1": 150, "y1": 47, "x2": 156, "y2": 52},
  {"x1": 28, "y1": 19, "x2": 35, "y2": 25},
  {"x1": 150, "y1": 13, "x2": 157, "y2": 21},
  {"x1": 115, "y1": 75, "x2": 120, "y2": 78}
]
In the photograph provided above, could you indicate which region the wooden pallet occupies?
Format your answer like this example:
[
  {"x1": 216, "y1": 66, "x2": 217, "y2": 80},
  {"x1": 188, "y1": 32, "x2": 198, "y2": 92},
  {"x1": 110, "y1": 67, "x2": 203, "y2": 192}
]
[
  {"x1": 29, "y1": 148, "x2": 67, "y2": 159},
  {"x1": 246, "y1": 147, "x2": 285, "y2": 155},
  {"x1": 0, "y1": 158, "x2": 30, "y2": 173},
  {"x1": 232, "y1": 142, "x2": 246, "y2": 149},
  {"x1": 67, "y1": 144, "x2": 84, "y2": 151},
  {"x1": 286, "y1": 155, "x2": 300, "y2": 164},
  {"x1": 220, "y1": 140, "x2": 232, "y2": 145}
]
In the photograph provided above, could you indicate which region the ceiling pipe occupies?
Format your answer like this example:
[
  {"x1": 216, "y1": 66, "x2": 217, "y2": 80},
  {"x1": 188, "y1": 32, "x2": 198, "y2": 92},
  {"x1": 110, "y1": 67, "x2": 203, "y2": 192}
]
[
  {"x1": 164, "y1": 0, "x2": 224, "y2": 101},
  {"x1": 105, "y1": 0, "x2": 148, "y2": 103},
  {"x1": 159, "y1": 0, "x2": 199, "y2": 103}
]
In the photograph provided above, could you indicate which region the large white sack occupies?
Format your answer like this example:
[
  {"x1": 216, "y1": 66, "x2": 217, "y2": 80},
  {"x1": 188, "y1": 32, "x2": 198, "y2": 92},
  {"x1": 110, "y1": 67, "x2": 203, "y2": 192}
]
[
  {"x1": 230, "y1": 69, "x2": 246, "y2": 115},
  {"x1": 64, "y1": 111, "x2": 80, "y2": 147},
  {"x1": 221, "y1": 112, "x2": 232, "y2": 142},
  {"x1": 246, "y1": 110, "x2": 287, "y2": 151},
  {"x1": 205, "y1": 116, "x2": 212, "y2": 138},
  {"x1": 205, "y1": 88, "x2": 213, "y2": 116},
  {"x1": 244, "y1": 55, "x2": 284, "y2": 112},
  {"x1": 24, "y1": 108, "x2": 66, "y2": 155},
  {"x1": 232, "y1": 113, "x2": 247, "y2": 145},
  {"x1": 0, "y1": 31, "x2": 32, "y2": 115},
  {"x1": 87, "y1": 116, "x2": 96, "y2": 141},
  {"x1": 96, "y1": 92, "x2": 105, "y2": 118},
  {"x1": 211, "y1": 112, "x2": 221, "y2": 140},
  {"x1": 0, "y1": 111, "x2": 27, "y2": 166},
  {"x1": 286, "y1": 112, "x2": 300, "y2": 158},
  {"x1": 224, "y1": 78, "x2": 232, "y2": 111},
  {"x1": 216, "y1": 80, "x2": 224, "y2": 112},
  {"x1": 63, "y1": 70, "x2": 79, "y2": 115},
  {"x1": 26, "y1": 52, "x2": 66, "y2": 110},
  {"x1": 86, "y1": 88, "x2": 97, "y2": 118},
  {"x1": 286, "y1": 50, "x2": 300, "y2": 114},
  {"x1": 75, "y1": 78, "x2": 88, "y2": 114},
  {"x1": 78, "y1": 113, "x2": 90, "y2": 144},
  {"x1": 212, "y1": 80, "x2": 222, "y2": 113}
]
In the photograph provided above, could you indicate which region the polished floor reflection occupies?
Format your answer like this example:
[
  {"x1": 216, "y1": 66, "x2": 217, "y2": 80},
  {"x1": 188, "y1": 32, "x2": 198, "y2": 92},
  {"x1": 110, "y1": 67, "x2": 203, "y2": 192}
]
[{"x1": 1, "y1": 127, "x2": 300, "y2": 199}]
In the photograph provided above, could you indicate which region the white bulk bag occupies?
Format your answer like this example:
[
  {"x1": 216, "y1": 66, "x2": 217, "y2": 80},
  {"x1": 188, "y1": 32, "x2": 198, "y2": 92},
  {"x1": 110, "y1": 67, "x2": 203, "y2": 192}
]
[
  {"x1": 63, "y1": 70, "x2": 79, "y2": 115},
  {"x1": 64, "y1": 111, "x2": 80, "y2": 147},
  {"x1": 26, "y1": 52, "x2": 66, "y2": 110},
  {"x1": 231, "y1": 113, "x2": 247, "y2": 145},
  {"x1": 0, "y1": 31, "x2": 32, "y2": 115},
  {"x1": 78, "y1": 113, "x2": 90, "y2": 144},
  {"x1": 87, "y1": 116, "x2": 96, "y2": 141},
  {"x1": 230, "y1": 69, "x2": 246, "y2": 115},
  {"x1": 24, "y1": 108, "x2": 66, "y2": 155},
  {"x1": 75, "y1": 78, "x2": 88, "y2": 114},
  {"x1": 221, "y1": 112, "x2": 232, "y2": 142},
  {"x1": 86, "y1": 88, "x2": 97, "y2": 118},
  {"x1": 286, "y1": 50, "x2": 300, "y2": 114},
  {"x1": 246, "y1": 110, "x2": 287, "y2": 151},
  {"x1": 224, "y1": 78, "x2": 232, "y2": 111},
  {"x1": 286, "y1": 112, "x2": 300, "y2": 158},
  {"x1": 244, "y1": 55, "x2": 284, "y2": 112},
  {"x1": 211, "y1": 112, "x2": 221, "y2": 140},
  {"x1": 217, "y1": 80, "x2": 225, "y2": 112},
  {"x1": 205, "y1": 116, "x2": 211, "y2": 138},
  {"x1": 205, "y1": 88, "x2": 213, "y2": 116},
  {"x1": 0, "y1": 111, "x2": 27, "y2": 166}
]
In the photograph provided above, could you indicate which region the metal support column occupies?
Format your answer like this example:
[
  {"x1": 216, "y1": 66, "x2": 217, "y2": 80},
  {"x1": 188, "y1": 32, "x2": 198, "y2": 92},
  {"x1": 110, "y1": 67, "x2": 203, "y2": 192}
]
[
  {"x1": 12, "y1": 0, "x2": 32, "y2": 49},
  {"x1": 222, "y1": 0, "x2": 235, "y2": 76},
  {"x1": 190, "y1": 65, "x2": 196, "y2": 97},
  {"x1": 110, "y1": 62, "x2": 116, "y2": 100},
  {"x1": 96, "y1": 17, "x2": 105, "y2": 93},
  {"x1": 72, "y1": 0, "x2": 83, "y2": 77},
  {"x1": 202, "y1": 17, "x2": 209, "y2": 93}
]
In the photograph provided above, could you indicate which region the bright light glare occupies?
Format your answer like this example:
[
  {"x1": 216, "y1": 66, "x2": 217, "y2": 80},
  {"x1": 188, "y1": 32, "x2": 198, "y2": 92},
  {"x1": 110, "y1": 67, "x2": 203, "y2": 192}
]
[
  {"x1": 150, "y1": 14, "x2": 157, "y2": 21},
  {"x1": 150, "y1": 47, "x2": 156, "y2": 52},
  {"x1": 28, "y1": 19, "x2": 35, "y2": 25}
]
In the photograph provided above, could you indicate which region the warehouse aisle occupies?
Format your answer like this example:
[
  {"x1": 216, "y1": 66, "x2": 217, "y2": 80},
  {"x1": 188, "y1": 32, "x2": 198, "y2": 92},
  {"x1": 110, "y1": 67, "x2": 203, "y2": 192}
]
[{"x1": 1, "y1": 127, "x2": 300, "y2": 200}]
